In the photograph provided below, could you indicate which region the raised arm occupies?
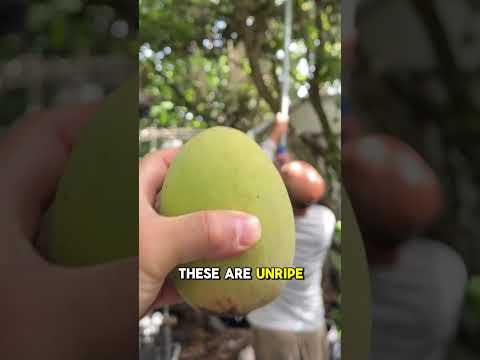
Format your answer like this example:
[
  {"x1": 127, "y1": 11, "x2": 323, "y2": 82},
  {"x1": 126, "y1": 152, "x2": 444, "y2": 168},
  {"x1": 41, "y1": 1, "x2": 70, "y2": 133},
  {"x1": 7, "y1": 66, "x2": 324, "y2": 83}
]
[{"x1": 260, "y1": 112, "x2": 289, "y2": 163}]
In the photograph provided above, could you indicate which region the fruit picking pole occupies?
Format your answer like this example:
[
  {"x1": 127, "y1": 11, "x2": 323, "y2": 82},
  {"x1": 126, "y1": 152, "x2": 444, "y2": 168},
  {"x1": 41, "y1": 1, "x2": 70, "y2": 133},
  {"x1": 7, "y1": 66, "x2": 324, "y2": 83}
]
[{"x1": 278, "y1": 0, "x2": 293, "y2": 155}]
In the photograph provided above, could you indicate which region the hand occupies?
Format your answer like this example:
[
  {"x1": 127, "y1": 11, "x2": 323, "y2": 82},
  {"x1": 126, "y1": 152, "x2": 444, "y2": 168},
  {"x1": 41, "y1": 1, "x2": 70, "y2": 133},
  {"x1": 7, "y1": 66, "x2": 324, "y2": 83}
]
[
  {"x1": 270, "y1": 112, "x2": 289, "y2": 143},
  {"x1": 0, "y1": 105, "x2": 138, "y2": 359},
  {"x1": 139, "y1": 149, "x2": 262, "y2": 317}
]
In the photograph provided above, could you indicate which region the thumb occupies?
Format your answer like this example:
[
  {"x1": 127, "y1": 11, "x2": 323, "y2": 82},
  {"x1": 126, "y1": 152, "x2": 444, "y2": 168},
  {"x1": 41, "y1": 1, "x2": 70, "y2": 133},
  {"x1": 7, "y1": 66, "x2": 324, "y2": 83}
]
[{"x1": 162, "y1": 210, "x2": 262, "y2": 268}]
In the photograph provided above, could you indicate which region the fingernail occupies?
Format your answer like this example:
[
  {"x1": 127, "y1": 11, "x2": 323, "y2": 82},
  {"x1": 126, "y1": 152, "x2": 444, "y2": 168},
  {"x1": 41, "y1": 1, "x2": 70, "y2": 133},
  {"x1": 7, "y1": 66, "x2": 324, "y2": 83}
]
[{"x1": 235, "y1": 215, "x2": 262, "y2": 249}]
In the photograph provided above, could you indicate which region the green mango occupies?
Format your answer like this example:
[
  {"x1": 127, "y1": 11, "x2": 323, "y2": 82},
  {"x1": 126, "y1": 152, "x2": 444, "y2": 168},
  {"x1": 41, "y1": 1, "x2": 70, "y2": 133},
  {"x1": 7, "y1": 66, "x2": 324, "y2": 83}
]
[
  {"x1": 157, "y1": 126, "x2": 296, "y2": 315},
  {"x1": 49, "y1": 77, "x2": 137, "y2": 266}
]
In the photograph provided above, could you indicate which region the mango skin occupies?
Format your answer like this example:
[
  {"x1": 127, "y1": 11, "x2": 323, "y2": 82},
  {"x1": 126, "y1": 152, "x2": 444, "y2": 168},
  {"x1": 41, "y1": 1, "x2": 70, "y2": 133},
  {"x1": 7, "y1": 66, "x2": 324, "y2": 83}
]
[
  {"x1": 49, "y1": 77, "x2": 138, "y2": 266},
  {"x1": 157, "y1": 126, "x2": 295, "y2": 315}
]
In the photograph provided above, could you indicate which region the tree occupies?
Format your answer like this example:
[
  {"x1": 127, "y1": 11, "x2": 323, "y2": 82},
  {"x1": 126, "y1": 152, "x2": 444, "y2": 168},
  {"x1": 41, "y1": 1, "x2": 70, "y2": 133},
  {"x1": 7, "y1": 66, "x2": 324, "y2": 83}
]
[{"x1": 139, "y1": 0, "x2": 341, "y2": 205}]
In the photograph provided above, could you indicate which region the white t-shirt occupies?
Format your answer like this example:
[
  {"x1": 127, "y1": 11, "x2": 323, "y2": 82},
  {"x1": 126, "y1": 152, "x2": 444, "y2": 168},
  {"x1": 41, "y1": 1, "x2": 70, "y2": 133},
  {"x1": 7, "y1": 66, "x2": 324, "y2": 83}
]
[
  {"x1": 247, "y1": 139, "x2": 335, "y2": 332},
  {"x1": 247, "y1": 204, "x2": 336, "y2": 332},
  {"x1": 369, "y1": 237, "x2": 467, "y2": 360}
]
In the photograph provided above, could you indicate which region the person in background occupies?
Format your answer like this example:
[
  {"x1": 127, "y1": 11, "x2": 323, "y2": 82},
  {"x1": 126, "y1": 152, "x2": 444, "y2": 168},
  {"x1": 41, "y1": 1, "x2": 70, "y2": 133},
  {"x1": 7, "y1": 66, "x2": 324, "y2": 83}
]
[
  {"x1": 246, "y1": 113, "x2": 336, "y2": 360},
  {"x1": 343, "y1": 134, "x2": 467, "y2": 360},
  {"x1": 259, "y1": 113, "x2": 291, "y2": 168}
]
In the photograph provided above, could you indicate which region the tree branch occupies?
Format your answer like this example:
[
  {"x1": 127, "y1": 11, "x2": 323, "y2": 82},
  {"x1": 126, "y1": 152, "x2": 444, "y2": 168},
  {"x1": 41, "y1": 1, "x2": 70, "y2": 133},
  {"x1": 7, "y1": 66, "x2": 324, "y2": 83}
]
[
  {"x1": 269, "y1": 57, "x2": 281, "y2": 98},
  {"x1": 409, "y1": 0, "x2": 468, "y2": 112},
  {"x1": 233, "y1": 2, "x2": 279, "y2": 113},
  {"x1": 244, "y1": 40, "x2": 279, "y2": 112},
  {"x1": 306, "y1": 5, "x2": 338, "y2": 155}
]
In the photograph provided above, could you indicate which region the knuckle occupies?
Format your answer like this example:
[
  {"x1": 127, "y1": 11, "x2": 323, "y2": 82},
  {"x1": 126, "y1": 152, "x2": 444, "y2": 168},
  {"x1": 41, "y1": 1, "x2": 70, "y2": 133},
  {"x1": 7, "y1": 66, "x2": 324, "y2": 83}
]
[{"x1": 200, "y1": 212, "x2": 223, "y2": 252}]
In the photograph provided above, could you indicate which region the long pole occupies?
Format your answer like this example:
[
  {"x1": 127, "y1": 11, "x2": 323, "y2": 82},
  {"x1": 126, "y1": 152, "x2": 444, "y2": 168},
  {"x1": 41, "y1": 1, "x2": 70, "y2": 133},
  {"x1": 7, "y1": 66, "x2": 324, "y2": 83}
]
[{"x1": 278, "y1": 0, "x2": 293, "y2": 154}]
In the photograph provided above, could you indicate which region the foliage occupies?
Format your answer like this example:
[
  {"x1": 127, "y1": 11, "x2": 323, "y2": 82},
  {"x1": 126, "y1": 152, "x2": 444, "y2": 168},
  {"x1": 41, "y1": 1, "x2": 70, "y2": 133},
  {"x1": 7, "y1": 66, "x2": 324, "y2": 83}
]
[
  {"x1": 139, "y1": 0, "x2": 341, "y2": 205},
  {"x1": 0, "y1": 0, "x2": 137, "y2": 59},
  {"x1": 0, "y1": 1, "x2": 137, "y2": 124}
]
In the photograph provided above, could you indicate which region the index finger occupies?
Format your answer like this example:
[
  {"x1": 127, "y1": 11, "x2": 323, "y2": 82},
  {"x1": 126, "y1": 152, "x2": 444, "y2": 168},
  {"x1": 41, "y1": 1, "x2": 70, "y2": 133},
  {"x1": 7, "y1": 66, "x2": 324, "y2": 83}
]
[{"x1": 139, "y1": 148, "x2": 180, "y2": 207}]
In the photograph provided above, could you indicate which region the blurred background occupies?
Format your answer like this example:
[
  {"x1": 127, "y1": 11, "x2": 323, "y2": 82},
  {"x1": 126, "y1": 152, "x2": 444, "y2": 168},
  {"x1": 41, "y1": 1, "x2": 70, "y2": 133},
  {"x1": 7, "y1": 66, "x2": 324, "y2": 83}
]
[
  {"x1": 138, "y1": 0, "x2": 341, "y2": 359},
  {"x1": 343, "y1": 0, "x2": 480, "y2": 359},
  {"x1": 0, "y1": 0, "x2": 138, "y2": 354},
  {"x1": 0, "y1": 0, "x2": 137, "y2": 126}
]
